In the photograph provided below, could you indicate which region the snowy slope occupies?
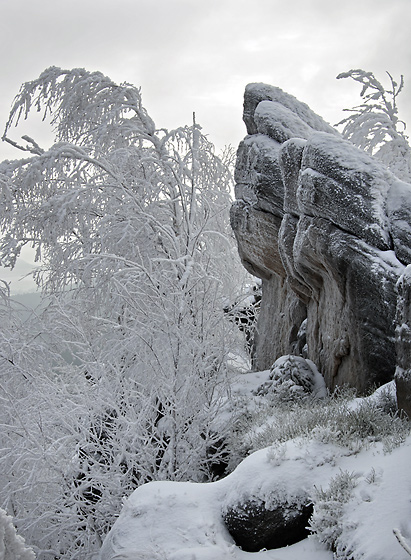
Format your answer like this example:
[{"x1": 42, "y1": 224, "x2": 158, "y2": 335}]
[
  {"x1": 100, "y1": 435, "x2": 411, "y2": 560},
  {"x1": 100, "y1": 374, "x2": 411, "y2": 560}
]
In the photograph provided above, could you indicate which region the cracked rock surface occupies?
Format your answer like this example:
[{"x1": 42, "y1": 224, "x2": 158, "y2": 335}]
[{"x1": 231, "y1": 83, "x2": 411, "y2": 393}]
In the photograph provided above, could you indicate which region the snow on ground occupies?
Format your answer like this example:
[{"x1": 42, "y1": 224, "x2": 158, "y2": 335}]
[
  {"x1": 100, "y1": 370, "x2": 411, "y2": 560},
  {"x1": 339, "y1": 440, "x2": 411, "y2": 560},
  {"x1": 100, "y1": 431, "x2": 411, "y2": 560}
]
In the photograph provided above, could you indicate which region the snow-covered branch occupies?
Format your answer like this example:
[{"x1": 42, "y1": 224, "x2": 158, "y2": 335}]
[
  {"x1": 337, "y1": 69, "x2": 411, "y2": 181},
  {"x1": 393, "y1": 528, "x2": 411, "y2": 556}
]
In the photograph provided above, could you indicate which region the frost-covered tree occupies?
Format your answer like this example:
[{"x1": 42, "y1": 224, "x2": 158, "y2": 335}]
[
  {"x1": 0, "y1": 67, "x2": 247, "y2": 559},
  {"x1": 337, "y1": 69, "x2": 411, "y2": 181}
]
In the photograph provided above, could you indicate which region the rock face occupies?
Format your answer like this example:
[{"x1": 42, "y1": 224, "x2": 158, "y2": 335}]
[
  {"x1": 232, "y1": 83, "x2": 411, "y2": 394},
  {"x1": 395, "y1": 266, "x2": 411, "y2": 417}
]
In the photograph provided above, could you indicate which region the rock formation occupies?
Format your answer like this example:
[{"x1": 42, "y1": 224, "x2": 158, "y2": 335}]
[
  {"x1": 99, "y1": 88, "x2": 411, "y2": 560},
  {"x1": 395, "y1": 265, "x2": 411, "y2": 417},
  {"x1": 231, "y1": 83, "x2": 411, "y2": 395}
]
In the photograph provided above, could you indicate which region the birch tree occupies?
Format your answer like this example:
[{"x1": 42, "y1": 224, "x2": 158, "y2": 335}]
[{"x1": 0, "y1": 67, "x2": 247, "y2": 559}]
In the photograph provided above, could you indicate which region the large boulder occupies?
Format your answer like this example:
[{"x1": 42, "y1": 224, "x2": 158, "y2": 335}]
[
  {"x1": 223, "y1": 498, "x2": 313, "y2": 552},
  {"x1": 231, "y1": 83, "x2": 411, "y2": 394}
]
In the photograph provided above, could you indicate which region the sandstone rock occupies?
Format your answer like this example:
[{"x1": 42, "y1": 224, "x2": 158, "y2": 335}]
[
  {"x1": 278, "y1": 213, "x2": 312, "y2": 302},
  {"x1": 279, "y1": 138, "x2": 306, "y2": 216},
  {"x1": 387, "y1": 179, "x2": 411, "y2": 265},
  {"x1": 298, "y1": 132, "x2": 392, "y2": 251},
  {"x1": 235, "y1": 135, "x2": 284, "y2": 217},
  {"x1": 254, "y1": 101, "x2": 315, "y2": 144},
  {"x1": 230, "y1": 201, "x2": 284, "y2": 280},
  {"x1": 231, "y1": 83, "x2": 411, "y2": 394},
  {"x1": 395, "y1": 265, "x2": 411, "y2": 417},
  {"x1": 223, "y1": 498, "x2": 313, "y2": 552},
  {"x1": 292, "y1": 216, "x2": 401, "y2": 391},
  {"x1": 252, "y1": 275, "x2": 307, "y2": 371}
]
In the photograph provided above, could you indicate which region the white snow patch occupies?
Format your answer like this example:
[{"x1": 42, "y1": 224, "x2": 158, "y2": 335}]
[
  {"x1": 245, "y1": 83, "x2": 338, "y2": 136},
  {"x1": 100, "y1": 429, "x2": 411, "y2": 560},
  {"x1": 254, "y1": 100, "x2": 317, "y2": 141},
  {"x1": 0, "y1": 509, "x2": 35, "y2": 560}
]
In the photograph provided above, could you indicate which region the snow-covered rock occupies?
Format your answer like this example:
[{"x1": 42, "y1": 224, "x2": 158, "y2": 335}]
[
  {"x1": 231, "y1": 83, "x2": 411, "y2": 394},
  {"x1": 243, "y1": 83, "x2": 338, "y2": 138}
]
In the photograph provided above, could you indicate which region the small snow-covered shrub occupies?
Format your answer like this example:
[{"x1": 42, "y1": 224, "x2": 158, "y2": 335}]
[
  {"x1": 254, "y1": 355, "x2": 325, "y2": 403},
  {"x1": 309, "y1": 470, "x2": 358, "y2": 559},
  {"x1": 313, "y1": 399, "x2": 410, "y2": 454},
  {"x1": 248, "y1": 398, "x2": 341, "y2": 450},
  {"x1": 372, "y1": 384, "x2": 399, "y2": 416}
]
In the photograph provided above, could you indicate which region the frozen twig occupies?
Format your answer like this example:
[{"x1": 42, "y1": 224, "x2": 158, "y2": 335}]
[{"x1": 393, "y1": 528, "x2": 411, "y2": 556}]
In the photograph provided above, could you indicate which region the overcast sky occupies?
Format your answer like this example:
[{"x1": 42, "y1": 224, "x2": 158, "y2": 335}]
[
  {"x1": 1, "y1": 0, "x2": 411, "y2": 291},
  {"x1": 1, "y1": 0, "x2": 411, "y2": 158}
]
